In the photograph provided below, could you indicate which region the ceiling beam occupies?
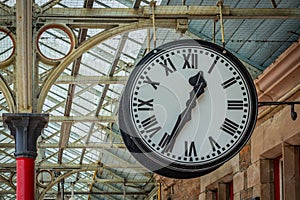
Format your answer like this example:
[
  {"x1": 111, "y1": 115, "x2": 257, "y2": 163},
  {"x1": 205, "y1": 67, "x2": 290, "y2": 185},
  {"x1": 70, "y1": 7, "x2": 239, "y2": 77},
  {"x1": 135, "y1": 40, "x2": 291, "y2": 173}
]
[
  {"x1": 78, "y1": 178, "x2": 151, "y2": 184},
  {"x1": 50, "y1": 115, "x2": 115, "y2": 122},
  {"x1": 37, "y1": 6, "x2": 300, "y2": 24},
  {"x1": 0, "y1": 115, "x2": 115, "y2": 122},
  {"x1": 133, "y1": 0, "x2": 142, "y2": 9},
  {"x1": 0, "y1": 163, "x2": 148, "y2": 171},
  {"x1": 66, "y1": 191, "x2": 148, "y2": 195},
  {"x1": 0, "y1": 142, "x2": 125, "y2": 149},
  {"x1": 58, "y1": 6, "x2": 93, "y2": 163},
  {"x1": 54, "y1": 75, "x2": 128, "y2": 85},
  {"x1": 0, "y1": 190, "x2": 148, "y2": 195}
]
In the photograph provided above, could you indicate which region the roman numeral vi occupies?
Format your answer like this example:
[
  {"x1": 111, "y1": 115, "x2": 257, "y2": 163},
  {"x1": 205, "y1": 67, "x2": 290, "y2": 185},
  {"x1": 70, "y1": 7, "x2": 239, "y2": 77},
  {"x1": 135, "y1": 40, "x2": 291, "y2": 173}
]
[{"x1": 184, "y1": 141, "x2": 197, "y2": 157}]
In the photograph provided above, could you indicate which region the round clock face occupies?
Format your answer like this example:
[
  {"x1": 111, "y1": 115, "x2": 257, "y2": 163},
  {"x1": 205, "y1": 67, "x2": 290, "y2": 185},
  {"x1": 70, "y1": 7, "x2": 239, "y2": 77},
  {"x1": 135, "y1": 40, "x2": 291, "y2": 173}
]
[{"x1": 119, "y1": 39, "x2": 257, "y2": 178}]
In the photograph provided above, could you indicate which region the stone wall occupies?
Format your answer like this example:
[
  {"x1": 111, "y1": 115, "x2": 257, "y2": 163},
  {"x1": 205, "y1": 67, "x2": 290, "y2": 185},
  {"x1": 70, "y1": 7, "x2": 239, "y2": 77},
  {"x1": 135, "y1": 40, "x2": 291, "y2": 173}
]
[{"x1": 155, "y1": 176, "x2": 200, "y2": 200}]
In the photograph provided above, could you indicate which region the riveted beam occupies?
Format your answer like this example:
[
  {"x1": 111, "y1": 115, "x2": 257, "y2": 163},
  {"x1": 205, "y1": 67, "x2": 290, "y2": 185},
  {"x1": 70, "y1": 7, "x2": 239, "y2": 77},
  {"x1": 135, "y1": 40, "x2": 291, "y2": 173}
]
[
  {"x1": 0, "y1": 6, "x2": 300, "y2": 27},
  {"x1": 37, "y1": 6, "x2": 300, "y2": 26},
  {"x1": 54, "y1": 75, "x2": 128, "y2": 85},
  {"x1": 0, "y1": 163, "x2": 147, "y2": 171},
  {"x1": 0, "y1": 190, "x2": 148, "y2": 195},
  {"x1": 41, "y1": 6, "x2": 300, "y2": 19},
  {"x1": 0, "y1": 116, "x2": 115, "y2": 122},
  {"x1": 42, "y1": 143, "x2": 125, "y2": 149},
  {"x1": 49, "y1": 115, "x2": 115, "y2": 122},
  {"x1": 0, "y1": 75, "x2": 126, "y2": 113},
  {"x1": 77, "y1": 178, "x2": 152, "y2": 184}
]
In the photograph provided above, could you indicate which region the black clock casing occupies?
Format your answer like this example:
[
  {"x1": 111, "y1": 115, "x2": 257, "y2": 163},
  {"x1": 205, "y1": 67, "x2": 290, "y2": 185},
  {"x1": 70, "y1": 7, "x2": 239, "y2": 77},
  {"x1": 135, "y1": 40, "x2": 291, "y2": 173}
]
[{"x1": 118, "y1": 39, "x2": 257, "y2": 179}]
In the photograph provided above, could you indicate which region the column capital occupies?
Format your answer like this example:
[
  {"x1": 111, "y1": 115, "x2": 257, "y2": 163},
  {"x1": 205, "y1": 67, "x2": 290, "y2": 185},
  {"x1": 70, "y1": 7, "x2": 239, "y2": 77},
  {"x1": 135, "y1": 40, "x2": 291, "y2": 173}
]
[{"x1": 2, "y1": 113, "x2": 49, "y2": 158}]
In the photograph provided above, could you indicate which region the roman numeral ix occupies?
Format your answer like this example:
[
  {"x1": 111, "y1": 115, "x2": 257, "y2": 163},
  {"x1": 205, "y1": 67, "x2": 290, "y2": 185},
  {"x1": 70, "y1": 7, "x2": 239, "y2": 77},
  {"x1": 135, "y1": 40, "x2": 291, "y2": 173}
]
[{"x1": 133, "y1": 98, "x2": 154, "y2": 111}]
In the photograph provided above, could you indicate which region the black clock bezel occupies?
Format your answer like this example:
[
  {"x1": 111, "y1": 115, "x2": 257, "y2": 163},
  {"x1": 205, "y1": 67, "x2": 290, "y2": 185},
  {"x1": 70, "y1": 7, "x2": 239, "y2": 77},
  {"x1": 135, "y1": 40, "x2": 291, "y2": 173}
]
[{"x1": 118, "y1": 39, "x2": 257, "y2": 179}]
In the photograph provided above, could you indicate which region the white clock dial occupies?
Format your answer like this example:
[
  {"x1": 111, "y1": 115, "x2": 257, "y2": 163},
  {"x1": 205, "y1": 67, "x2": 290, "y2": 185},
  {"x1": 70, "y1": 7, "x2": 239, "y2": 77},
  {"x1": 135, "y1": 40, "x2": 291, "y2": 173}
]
[{"x1": 119, "y1": 40, "x2": 257, "y2": 179}]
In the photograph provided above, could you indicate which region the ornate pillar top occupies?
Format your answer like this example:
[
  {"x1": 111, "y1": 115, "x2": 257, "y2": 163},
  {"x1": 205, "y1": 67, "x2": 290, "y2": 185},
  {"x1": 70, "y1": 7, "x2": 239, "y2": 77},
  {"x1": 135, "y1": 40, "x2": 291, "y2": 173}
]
[{"x1": 2, "y1": 113, "x2": 49, "y2": 158}]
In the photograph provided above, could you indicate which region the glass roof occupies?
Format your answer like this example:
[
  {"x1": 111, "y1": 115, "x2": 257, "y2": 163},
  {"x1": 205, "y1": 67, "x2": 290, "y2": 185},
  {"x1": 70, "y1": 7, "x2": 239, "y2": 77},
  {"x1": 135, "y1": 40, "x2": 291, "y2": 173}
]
[{"x1": 0, "y1": 0, "x2": 299, "y2": 199}]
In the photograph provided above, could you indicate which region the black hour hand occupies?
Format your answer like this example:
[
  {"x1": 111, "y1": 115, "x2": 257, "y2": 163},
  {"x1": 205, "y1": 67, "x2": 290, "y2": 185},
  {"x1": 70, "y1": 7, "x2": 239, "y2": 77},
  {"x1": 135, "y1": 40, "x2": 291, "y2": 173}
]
[{"x1": 189, "y1": 71, "x2": 207, "y2": 98}]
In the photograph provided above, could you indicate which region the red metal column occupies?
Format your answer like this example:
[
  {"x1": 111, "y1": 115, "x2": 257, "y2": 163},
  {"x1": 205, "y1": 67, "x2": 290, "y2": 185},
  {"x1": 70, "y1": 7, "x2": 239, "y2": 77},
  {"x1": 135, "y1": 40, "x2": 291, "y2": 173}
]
[
  {"x1": 16, "y1": 158, "x2": 35, "y2": 199},
  {"x1": 2, "y1": 113, "x2": 49, "y2": 200}
]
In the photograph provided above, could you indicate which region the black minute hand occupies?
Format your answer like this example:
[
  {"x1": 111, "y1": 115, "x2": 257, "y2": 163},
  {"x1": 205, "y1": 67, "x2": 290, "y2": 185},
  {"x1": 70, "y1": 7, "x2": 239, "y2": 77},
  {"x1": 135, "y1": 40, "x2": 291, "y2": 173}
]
[{"x1": 163, "y1": 71, "x2": 207, "y2": 153}]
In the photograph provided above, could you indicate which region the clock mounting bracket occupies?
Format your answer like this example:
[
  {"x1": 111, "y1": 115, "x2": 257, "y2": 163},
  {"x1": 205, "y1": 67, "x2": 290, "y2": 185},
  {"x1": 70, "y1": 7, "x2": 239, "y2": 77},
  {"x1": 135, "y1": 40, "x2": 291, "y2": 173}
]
[{"x1": 258, "y1": 101, "x2": 300, "y2": 121}]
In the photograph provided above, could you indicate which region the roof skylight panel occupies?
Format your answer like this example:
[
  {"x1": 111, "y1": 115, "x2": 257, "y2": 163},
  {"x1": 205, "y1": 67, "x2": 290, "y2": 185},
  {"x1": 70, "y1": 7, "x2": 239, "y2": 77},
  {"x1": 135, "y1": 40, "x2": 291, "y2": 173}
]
[
  {"x1": 95, "y1": 0, "x2": 128, "y2": 8},
  {"x1": 0, "y1": 0, "x2": 15, "y2": 6},
  {"x1": 59, "y1": 0, "x2": 84, "y2": 8},
  {"x1": 72, "y1": 122, "x2": 92, "y2": 135},
  {"x1": 89, "y1": 133, "x2": 106, "y2": 143},
  {"x1": 81, "y1": 53, "x2": 111, "y2": 76}
]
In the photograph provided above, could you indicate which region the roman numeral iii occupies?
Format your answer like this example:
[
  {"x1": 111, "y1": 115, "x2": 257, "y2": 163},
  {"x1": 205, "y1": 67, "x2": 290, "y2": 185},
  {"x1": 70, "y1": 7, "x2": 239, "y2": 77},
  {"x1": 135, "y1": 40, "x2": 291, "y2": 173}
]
[
  {"x1": 227, "y1": 100, "x2": 244, "y2": 110},
  {"x1": 220, "y1": 118, "x2": 239, "y2": 136}
]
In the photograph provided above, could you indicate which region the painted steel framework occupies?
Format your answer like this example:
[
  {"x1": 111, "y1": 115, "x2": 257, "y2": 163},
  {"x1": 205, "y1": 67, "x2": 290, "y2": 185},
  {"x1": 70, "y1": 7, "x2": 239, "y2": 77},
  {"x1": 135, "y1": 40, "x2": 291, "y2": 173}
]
[{"x1": 0, "y1": 0, "x2": 299, "y2": 199}]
